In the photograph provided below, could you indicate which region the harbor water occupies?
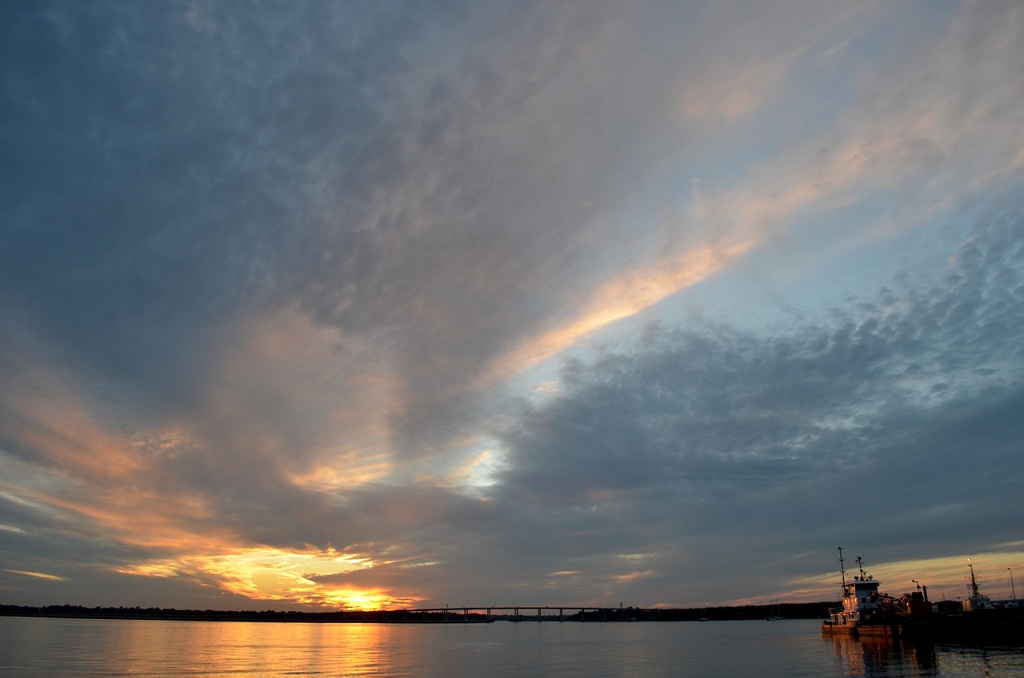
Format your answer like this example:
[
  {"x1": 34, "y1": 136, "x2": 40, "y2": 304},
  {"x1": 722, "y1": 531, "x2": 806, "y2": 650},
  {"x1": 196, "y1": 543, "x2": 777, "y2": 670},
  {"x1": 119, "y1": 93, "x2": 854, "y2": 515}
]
[{"x1": 2, "y1": 616, "x2": 1022, "y2": 677}]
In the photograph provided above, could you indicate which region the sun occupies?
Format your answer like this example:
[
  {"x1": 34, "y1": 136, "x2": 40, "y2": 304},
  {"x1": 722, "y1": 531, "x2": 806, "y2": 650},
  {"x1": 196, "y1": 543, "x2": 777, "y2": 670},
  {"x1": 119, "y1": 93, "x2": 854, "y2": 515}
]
[{"x1": 315, "y1": 588, "x2": 405, "y2": 610}]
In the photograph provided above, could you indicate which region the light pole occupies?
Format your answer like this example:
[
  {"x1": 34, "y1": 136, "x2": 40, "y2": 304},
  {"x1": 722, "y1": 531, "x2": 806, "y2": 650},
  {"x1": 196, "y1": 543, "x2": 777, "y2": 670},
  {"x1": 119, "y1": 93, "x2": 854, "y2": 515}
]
[{"x1": 1009, "y1": 568, "x2": 1016, "y2": 601}]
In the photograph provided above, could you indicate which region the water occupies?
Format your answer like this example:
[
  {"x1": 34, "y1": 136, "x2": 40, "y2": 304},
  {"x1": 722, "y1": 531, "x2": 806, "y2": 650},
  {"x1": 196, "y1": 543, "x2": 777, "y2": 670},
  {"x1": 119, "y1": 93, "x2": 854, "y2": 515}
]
[{"x1": 1, "y1": 617, "x2": 1022, "y2": 677}]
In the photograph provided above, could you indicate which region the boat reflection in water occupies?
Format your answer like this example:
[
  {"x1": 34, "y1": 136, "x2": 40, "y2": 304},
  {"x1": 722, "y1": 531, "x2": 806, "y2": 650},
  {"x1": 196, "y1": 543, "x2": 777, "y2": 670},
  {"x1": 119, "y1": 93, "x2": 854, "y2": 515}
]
[{"x1": 823, "y1": 632, "x2": 938, "y2": 677}]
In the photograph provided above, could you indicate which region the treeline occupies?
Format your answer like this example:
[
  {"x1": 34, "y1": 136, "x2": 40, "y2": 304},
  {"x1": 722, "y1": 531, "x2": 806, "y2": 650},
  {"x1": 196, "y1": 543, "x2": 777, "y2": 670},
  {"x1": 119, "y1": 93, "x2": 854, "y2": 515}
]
[
  {"x1": 654, "y1": 602, "x2": 835, "y2": 621},
  {"x1": 0, "y1": 605, "x2": 420, "y2": 623},
  {"x1": 1, "y1": 602, "x2": 836, "y2": 623}
]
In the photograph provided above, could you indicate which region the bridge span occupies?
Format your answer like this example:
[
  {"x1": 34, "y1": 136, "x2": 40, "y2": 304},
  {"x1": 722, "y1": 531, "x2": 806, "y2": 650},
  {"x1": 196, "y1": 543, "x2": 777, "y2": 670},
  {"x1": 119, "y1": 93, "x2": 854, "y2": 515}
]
[{"x1": 394, "y1": 606, "x2": 657, "y2": 622}]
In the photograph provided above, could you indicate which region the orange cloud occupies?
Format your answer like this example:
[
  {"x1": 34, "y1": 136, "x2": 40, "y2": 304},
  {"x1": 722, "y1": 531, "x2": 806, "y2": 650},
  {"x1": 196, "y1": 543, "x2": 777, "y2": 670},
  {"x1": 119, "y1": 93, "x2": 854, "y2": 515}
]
[
  {"x1": 9, "y1": 398, "x2": 143, "y2": 485},
  {"x1": 614, "y1": 570, "x2": 657, "y2": 583},
  {"x1": 477, "y1": 237, "x2": 755, "y2": 386},
  {"x1": 5, "y1": 569, "x2": 68, "y2": 581},
  {"x1": 116, "y1": 546, "x2": 416, "y2": 609}
]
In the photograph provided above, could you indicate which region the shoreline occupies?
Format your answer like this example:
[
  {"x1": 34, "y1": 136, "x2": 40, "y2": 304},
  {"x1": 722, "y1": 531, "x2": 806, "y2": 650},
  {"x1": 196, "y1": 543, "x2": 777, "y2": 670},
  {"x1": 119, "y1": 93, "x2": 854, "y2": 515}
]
[{"x1": 1, "y1": 602, "x2": 835, "y2": 623}]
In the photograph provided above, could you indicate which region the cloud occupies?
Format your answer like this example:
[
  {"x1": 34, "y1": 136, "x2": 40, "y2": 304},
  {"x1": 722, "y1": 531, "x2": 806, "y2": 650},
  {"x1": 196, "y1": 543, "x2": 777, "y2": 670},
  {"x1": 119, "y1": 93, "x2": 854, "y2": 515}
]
[
  {"x1": 487, "y1": 209, "x2": 1024, "y2": 602},
  {"x1": 5, "y1": 569, "x2": 68, "y2": 582},
  {"x1": 1, "y1": 1, "x2": 423, "y2": 407},
  {"x1": 2, "y1": 0, "x2": 1024, "y2": 610}
]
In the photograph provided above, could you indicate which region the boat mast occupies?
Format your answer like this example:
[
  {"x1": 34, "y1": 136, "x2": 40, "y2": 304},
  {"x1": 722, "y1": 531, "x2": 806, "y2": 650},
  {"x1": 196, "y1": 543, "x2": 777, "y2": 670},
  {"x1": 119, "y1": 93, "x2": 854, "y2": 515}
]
[
  {"x1": 838, "y1": 546, "x2": 847, "y2": 595},
  {"x1": 967, "y1": 558, "x2": 980, "y2": 599}
]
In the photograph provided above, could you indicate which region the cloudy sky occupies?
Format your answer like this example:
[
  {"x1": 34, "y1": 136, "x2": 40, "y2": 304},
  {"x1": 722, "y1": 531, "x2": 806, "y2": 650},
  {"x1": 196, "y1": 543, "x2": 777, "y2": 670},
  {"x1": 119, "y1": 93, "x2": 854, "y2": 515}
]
[{"x1": 2, "y1": 0, "x2": 1023, "y2": 612}]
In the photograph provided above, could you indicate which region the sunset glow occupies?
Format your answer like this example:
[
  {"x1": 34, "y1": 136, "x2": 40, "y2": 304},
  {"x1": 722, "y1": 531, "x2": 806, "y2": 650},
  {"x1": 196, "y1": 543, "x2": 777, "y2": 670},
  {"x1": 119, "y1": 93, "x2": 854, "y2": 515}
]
[{"x1": 116, "y1": 547, "x2": 403, "y2": 609}]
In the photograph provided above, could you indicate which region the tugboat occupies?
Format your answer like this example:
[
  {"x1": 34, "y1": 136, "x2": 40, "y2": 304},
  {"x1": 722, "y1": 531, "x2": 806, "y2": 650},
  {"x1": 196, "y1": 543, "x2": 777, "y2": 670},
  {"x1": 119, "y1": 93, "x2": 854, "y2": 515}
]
[
  {"x1": 820, "y1": 551, "x2": 1022, "y2": 641},
  {"x1": 821, "y1": 547, "x2": 896, "y2": 638}
]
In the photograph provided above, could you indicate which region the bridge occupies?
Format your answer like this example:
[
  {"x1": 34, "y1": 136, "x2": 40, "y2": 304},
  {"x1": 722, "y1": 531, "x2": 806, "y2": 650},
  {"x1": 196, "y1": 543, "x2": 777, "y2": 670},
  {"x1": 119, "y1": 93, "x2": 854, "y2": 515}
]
[{"x1": 389, "y1": 606, "x2": 658, "y2": 622}]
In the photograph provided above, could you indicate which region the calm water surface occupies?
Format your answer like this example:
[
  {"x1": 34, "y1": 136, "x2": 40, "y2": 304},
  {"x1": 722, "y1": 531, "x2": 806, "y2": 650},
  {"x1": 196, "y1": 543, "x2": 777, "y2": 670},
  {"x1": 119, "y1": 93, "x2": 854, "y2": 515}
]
[{"x1": 2, "y1": 617, "x2": 1022, "y2": 677}]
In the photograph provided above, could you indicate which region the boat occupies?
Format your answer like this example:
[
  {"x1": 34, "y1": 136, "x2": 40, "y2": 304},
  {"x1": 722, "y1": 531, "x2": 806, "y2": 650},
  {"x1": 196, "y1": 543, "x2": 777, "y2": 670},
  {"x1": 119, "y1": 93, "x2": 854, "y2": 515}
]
[
  {"x1": 915, "y1": 558, "x2": 1024, "y2": 641},
  {"x1": 821, "y1": 548, "x2": 896, "y2": 638},
  {"x1": 962, "y1": 557, "x2": 995, "y2": 612},
  {"x1": 821, "y1": 550, "x2": 1023, "y2": 642}
]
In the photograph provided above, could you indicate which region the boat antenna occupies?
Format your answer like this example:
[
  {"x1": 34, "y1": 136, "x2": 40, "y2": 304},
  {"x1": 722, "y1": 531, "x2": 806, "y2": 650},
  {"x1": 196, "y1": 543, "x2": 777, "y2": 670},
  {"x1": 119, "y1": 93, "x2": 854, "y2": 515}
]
[
  {"x1": 838, "y1": 546, "x2": 847, "y2": 594},
  {"x1": 857, "y1": 555, "x2": 866, "y2": 580}
]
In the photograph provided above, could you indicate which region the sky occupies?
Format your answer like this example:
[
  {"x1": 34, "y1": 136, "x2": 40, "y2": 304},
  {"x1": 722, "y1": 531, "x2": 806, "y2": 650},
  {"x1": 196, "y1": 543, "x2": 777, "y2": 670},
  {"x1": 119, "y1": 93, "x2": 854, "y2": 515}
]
[{"x1": 2, "y1": 0, "x2": 1023, "y2": 612}]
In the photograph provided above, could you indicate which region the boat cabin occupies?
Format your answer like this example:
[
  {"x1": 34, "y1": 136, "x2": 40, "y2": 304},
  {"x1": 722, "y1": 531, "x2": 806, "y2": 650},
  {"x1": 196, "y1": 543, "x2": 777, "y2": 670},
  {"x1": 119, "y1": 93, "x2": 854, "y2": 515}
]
[{"x1": 836, "y1": 576, "x2": 881, "y2": 623}]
